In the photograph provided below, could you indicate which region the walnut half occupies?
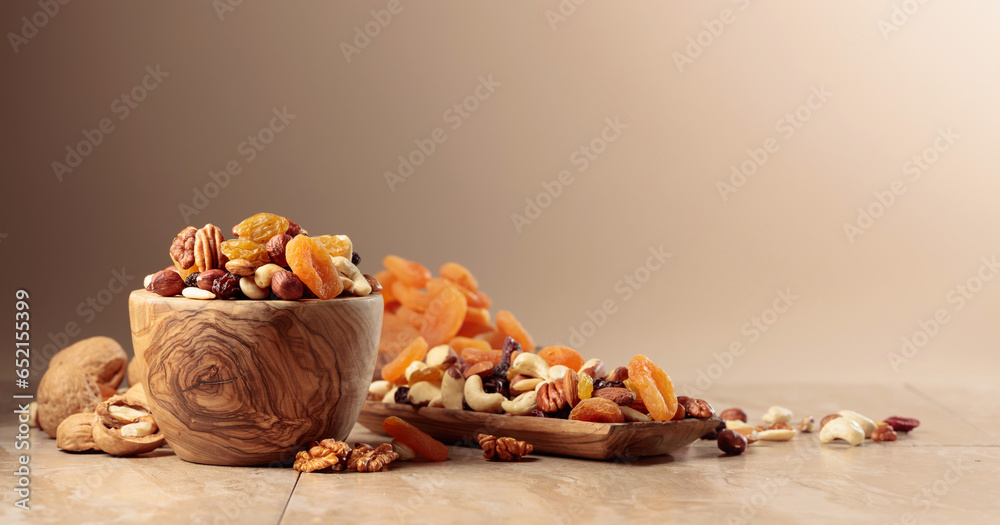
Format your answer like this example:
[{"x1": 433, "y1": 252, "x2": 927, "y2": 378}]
[{"x1": 92, "y1": 393, "x2": 164, "y2": 456}]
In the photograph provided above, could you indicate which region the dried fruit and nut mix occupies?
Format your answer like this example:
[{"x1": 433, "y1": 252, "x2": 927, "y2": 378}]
[{"x1": 146, "y1": 212, "x2": 379, "y2": 301}]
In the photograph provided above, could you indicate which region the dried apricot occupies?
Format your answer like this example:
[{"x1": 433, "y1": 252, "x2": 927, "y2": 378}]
[
  {"x1": 395, "y1": 305, "x2": 425, "y2": 330},
  {"x1": 375, "y1": 270, "x2": 398, "y2": 304},
  {"x1": 285, "y1": 235, "x2": 343, "y2": 299},
  {"x1": 313, "y1": 234, "x2": 353, "y2": 259},
  {"x1": 428, "y1": 278, "x2": 491, "y2": 309},
  {"x1": 382, "y1": 416, "x2": 448, "y2": 462},
  {"x1": 381, "y1": 337, "x2": 429, "y2": 384},
  {"x1": 495, "y1": 310, "x2": 536, "y2": 352},
  {"x1": 448, "y1": 336, "x2": 491, "y2": 353},
  {"x1": 537, "y1": 346, "x2": 585, "y2": 371},
  {"x1": 383, "y1": 255, "x2": 431, "y2": 288},
  {"x1": 232, "y1": 212, "x2": 289, "y2": 244},
  {"x1": 219, "y1": 239, "x2": 270, "y2": 267},
  {"x1": 440, "y1": 262, "x2": 479, "y2": 290},
  {"x1": 568, "y1": 398, "x2": 624, "y2": 424},
  {"x1": 392, "y1": 282, "x2": 431, "y2": 312},
  {"x1": 626, "y1": 354, "x2": 678, "y2": 422},
  {"x1": 458, "y1": 321, "x2": 494, "y2": 338},
  {"x1": 460, "y1": 347, "x2": 503, "y2": 366},
  {"x1": 379, "y1": 312, "x2": 420, "y2": 358},
  {"x1": 464, "y1": 307, "x2": 491, "y2": 326},
  {"x1": 473, "y1": 330, "x2": 506, "y2": 349},
  {"x1": 420, "y1": 281, "x2": 467, "y2": 347}
]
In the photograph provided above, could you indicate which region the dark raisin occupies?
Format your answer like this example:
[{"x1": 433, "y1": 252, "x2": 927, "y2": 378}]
[
  {"x1": 185, "y1": 272, "x2": 201, "y2": 288},
  {"x1": 494, "y1": 337, "x2": 520, "y2": 379},
  {"x1": 592, "y1": 379, "x2": 625, "y2": 390},
  {"x1": 211, "y1": 272, "x2": 240, "y2": 299},
  {"x1": 352, "y1": 251, "x2": 361, "y2": 266},
  {"x1": 394, "y1": 386, "x2": 410, "y2": 404},
  {"x1": 529, "y1": 409, "x2": 547, "y2": 418},
  {"x1": 483, "y1": 377, "x2": 509, "y2": 399}
]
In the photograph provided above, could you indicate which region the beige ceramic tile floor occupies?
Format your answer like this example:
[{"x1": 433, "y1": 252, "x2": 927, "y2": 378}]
[{"x1": 2, "y1": 384, "x2": 997, "y2": 524}]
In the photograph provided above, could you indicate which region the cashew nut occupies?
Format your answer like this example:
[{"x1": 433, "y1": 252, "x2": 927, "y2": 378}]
[
  {"x1": 501, "y1": 391, "x2": 538, "y2": 416},
  {"x1": 757, "y1": 429, "x2": 796, "y2": 441},
  {"x1": 331, "y1": 256, "x2": 371, "y2": 296},
  {"x1": 620, "y1": 406, "x2": 651, "y2": 422},
  {"x1": 463, "y1": 375, "x2": 505, "y2": 413},
  {"x1": 725, "y1": 420, "x2": 755, "y2": 431},
  {"x1": 511, "y1": 376, "x2": 543, "y2": 395},
  {"x1": 762, "y1": 405, "x2": 794, "y2": 425},
  {"x1": 254, "y1": 263, "x2": 285, "y2": 289},
  {"x1": 404, "y1": 361, "x2": 428, "y2": 383},
  {"x1": 506, "y1": 353, "x2": 550, "y2": 380},
  {"x1": 441, "y1": 367, "x2": 465, "y2": 410},
  {"x1": 391, "y1": 439, "x2": 416, "y2": 461},
  {"x1": 547, "y1": 365, "x2": 571, "y2": 381},
  {"x1": 369, "y1": 380, "x2": 393, "y2": 399},
  {"x1": 425, "y1": 345, "x2": 456, "y2": 367},
  {"x1": 838, "y1": 409, "x2": 876, "y2": 438},
  {"x1": 819, "y1": 416, "x2": 865, "y2": 446}
]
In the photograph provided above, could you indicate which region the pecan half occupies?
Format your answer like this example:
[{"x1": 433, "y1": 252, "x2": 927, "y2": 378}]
[
  {"x1": 169, "y1": 226, "x2": 197, "y2": 270},
  {"x1": 477, "y1": 433, "x2": 532, "y2": 461},
  {"x1": 536, "y1": 382, "x2": 566, "y2": 413},
  {"x1": 194, "y1": 224, "x2": 228, "y2": 272},
  {"x1": 677, "y1": 396, "x2": 715, "y2": 419}
]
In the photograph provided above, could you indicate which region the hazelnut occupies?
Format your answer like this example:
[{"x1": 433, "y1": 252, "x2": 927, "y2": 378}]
[
  {"x1": 605, "y1": 366, "x2": 629, "y2": 382},
  {"x1": 820, "y1": 413, "x2": 842, "y2": 430},
  {"x1": 593, "y1": 387, "x2": 635, "y2": 406},
  {"x1": 150, "y1": 270, "x2": 185, "y2": 297},
  {"x1": 197, "y1": 269, "x2": 227, "y2": 292},
  {"x1": 463, "y1": 361, "x2": 494, "y2": 379},
  {"x1": 364, "y1": 274, "x2": 382, "y2": 293},
  {"x1": 271, "y1": 270, "x2": 304, "y2": 300},
  {"x1": 265, "y1": 234, "x2": 292, "y2": 267}
]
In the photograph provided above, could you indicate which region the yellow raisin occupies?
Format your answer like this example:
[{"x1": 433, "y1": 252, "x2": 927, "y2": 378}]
[
  {"x1": 232, "y1": 213, "x2": 290, "y2": 244},
  {"x1": 313, "y1": 235, "x2": 353, "y2": 259},
  {"x1": 220, "y1": 239, "x2": 270, "y2": 267},
  {"x1": 578, "y1": 373, "x2": 594, "y2": 400}
]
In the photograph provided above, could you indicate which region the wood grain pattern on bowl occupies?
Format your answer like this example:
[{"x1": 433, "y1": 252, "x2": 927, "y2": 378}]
[
  {"x1": 129, "y1": 290, "x2": 382, "y2": 466},
  {"x1": 359, "y1": 401, "x2": 721, "y2": 460}
]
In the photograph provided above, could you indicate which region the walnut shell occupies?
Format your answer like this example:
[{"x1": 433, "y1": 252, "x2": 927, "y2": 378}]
[
  {"x1": 38, "y1": 364, "x2": 103, "y2": 438},
  {"x1": 50, "y1": 336, "x2": 128, "y2": 389},
  {"x1": 56, "y1": 413, "x2": 101, "y2": 452},
  {"x1": 92, "y1": 394, "x2": 165, "y2": 456},
  {"x1": 124, "y1": 381, "x2": 146, "y2": 401}
]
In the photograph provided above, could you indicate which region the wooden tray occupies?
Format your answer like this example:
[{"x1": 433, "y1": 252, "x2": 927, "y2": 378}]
[{"x1": 358, "y1": 401, "x2": 721, "y2": 460}]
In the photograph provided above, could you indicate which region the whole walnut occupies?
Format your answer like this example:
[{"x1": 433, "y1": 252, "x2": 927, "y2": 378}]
[
  {"x1": 38, "y1": 364, "x2": 103, "y2": 438},
  {"x1": 49, "y1": 336, "x2": 128, "y2": 390}
]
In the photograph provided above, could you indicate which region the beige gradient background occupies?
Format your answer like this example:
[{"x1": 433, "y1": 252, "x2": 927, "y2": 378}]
[{"x1": 2, "y1": 1, "x2": 999, "y2": 408}]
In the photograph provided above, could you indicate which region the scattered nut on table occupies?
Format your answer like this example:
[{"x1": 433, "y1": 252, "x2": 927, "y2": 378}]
[
  {"x1": 838, "y1": 410, "x2": 876, "y2": 438},
  {"x1": 762, "y1": 406, "x2": 794, "y2": 425},
  {"x1": 718, "y1": 429, "x2": 748, "y2": 455},
  {"x1": 719, "y1": 408, "x2": 748, "y2": 422},
  {"x1": 819, "y1": 416, "x2": 865, "y2": 446}
]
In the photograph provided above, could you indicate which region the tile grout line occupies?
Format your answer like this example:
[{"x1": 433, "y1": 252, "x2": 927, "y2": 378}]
[
  {"x1": 904, "y1": 382, "x2": 1000, "y2": 446},
  {"x1": 276, "y1": 471, "x2": 302, "y2": 525}
]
